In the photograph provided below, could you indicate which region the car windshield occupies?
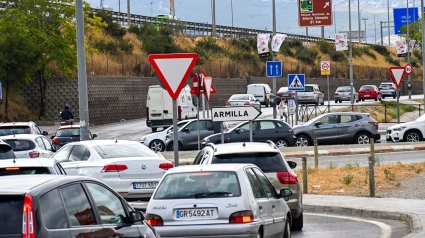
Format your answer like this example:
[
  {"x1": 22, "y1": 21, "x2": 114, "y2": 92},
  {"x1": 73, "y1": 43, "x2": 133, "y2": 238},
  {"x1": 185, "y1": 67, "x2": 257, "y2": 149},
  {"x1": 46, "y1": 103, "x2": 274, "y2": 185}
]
[
  {"x1": 0, "y1": 167, "x2": 51, "y2": 176},
  {"x1": 94, "y1": 143, "x2": 158, "y2": 159},
  {"x1": 212, "y1": 153, "x2": 287, "y2": 172},
  {"x1": 2, "y1": 140, "x2": 35, "y2": 152},
  {"x1": 0, "y1": 195, "x2": 24, "y2": 234},
  {"x1": 56, "y1": 128, "x2": 80, "y2": 137},
  {"x1": 304, "y1": 86, "x2": 314, "y2": 92},
  {"x1": 0, "y1": 126, "x2": 31, "y2": 136},
  {"x1": 229, "y1": 95, "x2": 249, "y2": 101},
  {"x1": 153, "y1": 171, "x2": 241, "y2": 199},
  {"x1": 337, "y1": 87, "x2": 351, "y2": 92},
  {"x1": 416, "y1": 114, "x2": 425, "y2": 122},
  {"x1": 360, "y1": 86, "x2": 374, "y2": 90}
]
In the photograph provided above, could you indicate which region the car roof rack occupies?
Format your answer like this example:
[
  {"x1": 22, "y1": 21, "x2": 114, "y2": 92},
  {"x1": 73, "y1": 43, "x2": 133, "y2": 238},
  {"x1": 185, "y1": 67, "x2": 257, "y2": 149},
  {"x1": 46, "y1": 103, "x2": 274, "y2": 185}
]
[{"x1": 266, "y1": 140, "x2": 278, "y2": 149}]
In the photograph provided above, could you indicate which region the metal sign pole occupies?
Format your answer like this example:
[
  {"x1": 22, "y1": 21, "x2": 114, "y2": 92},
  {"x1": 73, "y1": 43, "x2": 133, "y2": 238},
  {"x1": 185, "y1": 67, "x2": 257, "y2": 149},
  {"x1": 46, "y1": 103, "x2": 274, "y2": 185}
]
[
  {"x1": 249, "y1": 120, "x2": 253, "y2": 142},
  {"x1": 197, "y1": 95, "x2": 200, "y2": 150},
  {"x1": 397, "y1": 88, "x2": 400, "y2": 123},
  {"x1": 272, "y1": 0, "x2": 277, "y2": 119},
  {"x1": 173, "y1": 99, "x2": 179, "y2": 167},
  {"x1": 327, "y1": 75, "x2": 330, "y2": 113},
  {"x1": 221, "y1": 122, "x2": 224, "y2": 143},
  {"x1": 207, "y1": 100, "x2": 210, "y2": 118},
  {"x1": 295, "y1": 91, "x2": 298, "y2": 125},
  {"x1": 202, "y1": 94, "x2": 206, "y2": 118}
]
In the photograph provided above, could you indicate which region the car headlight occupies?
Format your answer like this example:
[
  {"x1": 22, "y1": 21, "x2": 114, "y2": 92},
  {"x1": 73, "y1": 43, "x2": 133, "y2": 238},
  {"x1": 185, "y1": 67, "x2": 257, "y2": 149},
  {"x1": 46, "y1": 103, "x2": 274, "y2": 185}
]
[{"x1": 393, "y1": 126, "x2": 406, "y2": 131}]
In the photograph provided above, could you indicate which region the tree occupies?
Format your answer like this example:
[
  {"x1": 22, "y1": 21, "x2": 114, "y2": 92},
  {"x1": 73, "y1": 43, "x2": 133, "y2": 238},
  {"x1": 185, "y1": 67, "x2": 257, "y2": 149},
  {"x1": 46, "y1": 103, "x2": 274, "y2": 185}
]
[{"x1": 399, "y1": 20, "x2": 422, "y2": 47}]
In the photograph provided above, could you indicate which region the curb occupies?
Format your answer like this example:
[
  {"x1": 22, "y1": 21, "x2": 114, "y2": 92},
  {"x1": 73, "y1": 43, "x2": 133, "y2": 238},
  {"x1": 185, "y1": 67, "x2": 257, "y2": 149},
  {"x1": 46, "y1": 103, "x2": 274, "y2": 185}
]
[{"x1": 304, "y1": 205, "x2": 422, "y2": 237}]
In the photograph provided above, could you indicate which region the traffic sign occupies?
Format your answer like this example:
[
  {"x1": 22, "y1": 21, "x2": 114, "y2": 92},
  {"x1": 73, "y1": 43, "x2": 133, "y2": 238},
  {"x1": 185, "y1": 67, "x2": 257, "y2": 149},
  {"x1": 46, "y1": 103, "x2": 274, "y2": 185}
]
[
  {"x1": 393, "y1": 7, "x2": 418, "y2": 35},
  {"x1": 200, "y1": 71, "x2": 216, "y2": 94},
  {"x1": 298, "y1": 0, "x2": 333, "y2": 27},
  {"x1": 148, "y1": 53, "x2": 198, "y2": 100},
  {"x1": 389, "y1": 66, "x2": 406, "y2": 89},
  {"x1": 266, "y1": 61, "x2": 283, "y2": 77},
  {"x1": 288, "y1": 74, "x2": 305, "y2": 91},
  {"x1": 321, "y1": 61, "x2": 330, "y2": 75},
  {"x1": 190, "y1": 73, "x2": 200, "y2": 96},
  {"x1": 405, "y1": 64, "x2": 413, "y2": 75},
  {"x1": 203, "y1": 76, "x2": 212, "y2": 101},
  {"x1": 211, "y1": 106, "x2": 262, "y2": 122}
]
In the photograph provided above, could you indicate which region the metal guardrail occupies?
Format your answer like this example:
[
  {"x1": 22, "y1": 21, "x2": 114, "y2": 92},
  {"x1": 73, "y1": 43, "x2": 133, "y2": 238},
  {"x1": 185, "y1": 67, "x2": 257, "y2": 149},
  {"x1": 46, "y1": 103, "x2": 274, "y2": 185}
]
[{"x1": 92, "y1": 8, "x2": 372, "y2": 46}]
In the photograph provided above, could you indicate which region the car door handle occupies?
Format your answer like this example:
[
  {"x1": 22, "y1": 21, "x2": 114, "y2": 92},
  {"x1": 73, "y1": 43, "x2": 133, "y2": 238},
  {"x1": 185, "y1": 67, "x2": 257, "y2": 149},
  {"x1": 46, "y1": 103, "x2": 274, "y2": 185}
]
[
  {"x1": 354, "y1": 124, "x2": 360, "y2": 127},
  {"x1": 259, "y1": 206, "x2": 262, "y2": 210}
]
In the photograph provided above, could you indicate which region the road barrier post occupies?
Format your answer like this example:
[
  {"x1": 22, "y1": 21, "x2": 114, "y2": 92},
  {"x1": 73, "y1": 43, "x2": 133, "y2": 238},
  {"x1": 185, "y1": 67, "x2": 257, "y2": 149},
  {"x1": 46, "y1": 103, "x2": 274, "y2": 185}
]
[
  {"x1": 314, "y1": 140, "x2": 318, "y2": 169},
  {"x1": 369, "y1": 138, "x2": 375, "y2": 197},
  {"x1": 302, "y1": 157, "x2": 308, "y2": 194}
]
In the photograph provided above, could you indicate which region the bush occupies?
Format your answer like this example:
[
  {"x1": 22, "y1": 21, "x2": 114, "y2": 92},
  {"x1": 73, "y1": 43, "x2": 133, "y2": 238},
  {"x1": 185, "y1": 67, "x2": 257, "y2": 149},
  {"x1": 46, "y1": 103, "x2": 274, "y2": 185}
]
[
  {"x1": 363, "y1": 48, "x2": 377, "y2": 60},
  {"x1": 316, "y1": 40, "x2": 332, "y2": 54},
  {"x1": 230, "y1": 38, "x2": 256, "y2": 51},
  {"x1": 287, "y1": 39, "x2": 304, "y2": 49},
  {"x1": 413, "y1": 50, "x2": 423, "y2": 63},
  {"x1": 341, "y1": 173, "x2": 354, "y2": 185},
  {"x1": 195, "y1": 38, "x2": 228, "y2": 57},
  {"x1": 279, "y1": 41, "x2": 294, "y2": 57},
  {"x1": 351, "y1": 46, "x2": 364, "y2": 57},
  {"x1": 94, "y1": 39, "x2": 134, "y2": 55},
  {"x1": 329, "y1": 50, "x2": 347, "y2": 63},
  {"x1": 95, "y1": 10, "x2": 126, "y2": 38},
  {"x1": 385, "y1": 55, "x2": 401, "y2": 66},
  {"x1": 410, "y1": 58, "x2": 420, "y2": 68},
  {"x1": 230, "y1": 51, "x2": 259, "y2": 65},
  {"x1": 296, "y1": 47, "x2": 318, "y2": 65},
  {"x1": 370, "y1": 45, "x2": 390, "y2": 56}
]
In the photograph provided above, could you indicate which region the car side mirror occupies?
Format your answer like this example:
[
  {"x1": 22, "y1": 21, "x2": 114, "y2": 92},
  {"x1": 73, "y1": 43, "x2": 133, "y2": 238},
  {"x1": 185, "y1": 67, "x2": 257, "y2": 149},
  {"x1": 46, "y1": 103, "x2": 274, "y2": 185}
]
[
  {"x1": 287, "y1": 161, "x2": 297, "y2": 169},
  {"x1": 51, "y1": 135, "x2": 54, "y2": 140},
  {"x1": 235, "y1": 128, "x2": 241, "y2": 133},
  {"x1": 182, "y1": 128, "x2": 190, "y2": 133},
  {"x1": 129, "y1": 211, "x2": 144, "y2": 223},
  {"x1": 92, "y1": 134, "x2": 97, "y2": 139},
  {"x1": 314, "y1": 122, "x2": 321, "y2": 127},
  {"x1": 255, "y1": 99, "x2": 260, "y2": 102},
  {"x1": 43, "y1": 131, "x2": 49, "y2": 136},
  {"x1": 279, "y1": 189, "x2": 292, "y2": 201}
]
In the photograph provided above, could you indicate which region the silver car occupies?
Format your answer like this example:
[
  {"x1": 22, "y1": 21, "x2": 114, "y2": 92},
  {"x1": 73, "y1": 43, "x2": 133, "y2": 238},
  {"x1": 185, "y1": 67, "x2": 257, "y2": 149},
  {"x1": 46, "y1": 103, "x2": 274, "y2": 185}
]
[
  {"x1": 294, "y1": 112, "x2": 381, "y2": 146},
  {"x1": 296, "y1": 84, "x2": 325, "y2": 105},
  {"x1": 226, "y1": 94, "x2": 261, "y2": 110},
  {"x1": 146, "y1": 164, "x2": 293, "y2": 238},
  {"x1": 334, "y1": 86, "x2": 359, "y2": 103},
  {"x1": 379, "y1": 82, "x2": 396, "y2": 99}
]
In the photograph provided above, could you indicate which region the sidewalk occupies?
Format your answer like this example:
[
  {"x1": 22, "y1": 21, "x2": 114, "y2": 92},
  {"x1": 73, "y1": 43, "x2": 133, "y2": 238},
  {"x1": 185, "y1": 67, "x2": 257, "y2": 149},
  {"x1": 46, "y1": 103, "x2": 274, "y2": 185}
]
[{"x1": 303, "y1": 194, "x2": 425, "y2": 237}]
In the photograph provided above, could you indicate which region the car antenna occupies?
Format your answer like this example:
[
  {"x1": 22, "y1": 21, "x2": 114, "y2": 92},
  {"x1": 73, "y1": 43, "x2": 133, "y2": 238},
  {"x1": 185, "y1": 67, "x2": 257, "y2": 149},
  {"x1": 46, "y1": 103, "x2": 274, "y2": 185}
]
[
  {"x1": 115, "y1": 139, "x2": 118, "y2": 143},
  {"x1": 242, "y1": 142, "x2": 246, "y2": 147}
]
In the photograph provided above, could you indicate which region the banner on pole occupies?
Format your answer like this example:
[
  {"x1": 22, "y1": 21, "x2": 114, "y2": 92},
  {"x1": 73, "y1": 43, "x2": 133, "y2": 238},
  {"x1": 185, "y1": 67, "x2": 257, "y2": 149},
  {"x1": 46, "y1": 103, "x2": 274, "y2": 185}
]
[
  {"x1": 257, "y1": 33, "x2": 271, "y2": 58},
  {"x1": 272, "y1": 33, "x2": 287, "y2": 54},
  {"x1": 335, "y1": 33, "x2": 348, "y2": 51},
  {"x1": 396, "y1": 40, "x2": 407, "y2": 57}
]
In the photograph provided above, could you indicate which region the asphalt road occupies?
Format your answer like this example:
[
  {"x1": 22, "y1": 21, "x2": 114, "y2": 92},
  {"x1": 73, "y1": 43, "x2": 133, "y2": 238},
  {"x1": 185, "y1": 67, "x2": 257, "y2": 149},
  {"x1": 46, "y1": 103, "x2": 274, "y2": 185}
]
[
  {"x1": 288, "y1": 150, "x2": 425, "y2": 169},
  {"x1": 293, "y1": 213, "x2": 409, "y2": 238}
]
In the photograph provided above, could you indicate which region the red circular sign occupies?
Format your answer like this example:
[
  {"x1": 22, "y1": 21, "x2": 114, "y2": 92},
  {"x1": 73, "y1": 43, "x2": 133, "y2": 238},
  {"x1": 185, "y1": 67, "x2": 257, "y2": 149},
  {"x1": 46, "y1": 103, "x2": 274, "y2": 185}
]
[
  {"x1": 405, "y1": 64, "x2": 413, "y2": 75},
  {"x1": 321, "y1": 62, "x2": 330, "y2": 70}
]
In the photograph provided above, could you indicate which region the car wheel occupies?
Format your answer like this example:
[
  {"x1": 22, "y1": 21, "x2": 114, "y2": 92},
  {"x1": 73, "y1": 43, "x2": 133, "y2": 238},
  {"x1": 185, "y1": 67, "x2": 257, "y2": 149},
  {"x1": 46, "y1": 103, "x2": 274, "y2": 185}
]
[
  {"x1": 339, "y1": 100, "x2": 342, "y2": 103},
  {"x1": 151, "y1": 127, "x2": 157, "y2": 132},
  {"x1": 291, "y1": 212, "x2": 303, "y2": 231},
  {"x1": 275, "y1": 139, "x2": 289, "y2": 148},
  {"x1": 167, "y1": 142, "x2": 183, "y2": 151},
  {"x1": 335, "y1": 100, "x2": 338, "y2": 103},
  {"x1": 296, "y1": 135, "x2": 310, "y2": 147},
  {"x1": 378, "y1": 97, "x2": 382, "y2": 101},
  {"x1": 404, "y1": 130, "x2": 422, "y2": 142},
  {"x1": 356, "y1": 133, "x2": 370, "y2": 144},
  {"x1": 375, "y1": 97, "x2": 378, "y2": 101},
  {"x1": 283, "y1": 215, "x2": 292, "y2": 238},
  {"x1": 149, "y1": 140, "x2": 165, "y2": 152},
  {"x1": 256, "y1": 230, "x2": 263, "y2": 238},
  {"x1": 361, "y1": 98, "x2": 365, "y2": 101},
  {"x1": 355, "y1": 99, "x2": 359, "y2": 103},
  {"x1": 382, "y1": 96, "x2": 385, "y2": 99},
  {"x1": 393, "y1": 94, "x2": 396, "y2": 99}
]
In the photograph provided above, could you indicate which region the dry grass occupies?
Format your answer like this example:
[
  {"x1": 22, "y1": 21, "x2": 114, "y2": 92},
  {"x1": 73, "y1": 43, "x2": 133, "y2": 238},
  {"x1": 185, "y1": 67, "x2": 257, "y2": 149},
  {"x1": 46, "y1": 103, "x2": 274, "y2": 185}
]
[
  {"x1": 295, "y1": 161, "x2": 425, "y2": 196},
  {"x1": 0, "y1": 93, "x2": 37, "y2": 122}
]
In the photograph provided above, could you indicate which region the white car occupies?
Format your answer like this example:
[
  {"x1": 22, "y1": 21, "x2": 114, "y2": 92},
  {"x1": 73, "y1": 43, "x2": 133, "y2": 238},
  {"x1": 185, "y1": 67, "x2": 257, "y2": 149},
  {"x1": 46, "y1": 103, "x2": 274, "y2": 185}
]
[
  {"x1": 141, "y1": 120, "x2": 191, "y2": 152},
  {"x1": 387, "y1": 113, "x2": 425, "y2": 142},
  {"x1": 0, "y1": 134, "x2": 55, "y2": 158},
  {"x1": 0, "y1": 158, "x2": 66, "y2": 175},
  {"x1": 52, "y1": 140, "x2": 174, "y2": 200}
]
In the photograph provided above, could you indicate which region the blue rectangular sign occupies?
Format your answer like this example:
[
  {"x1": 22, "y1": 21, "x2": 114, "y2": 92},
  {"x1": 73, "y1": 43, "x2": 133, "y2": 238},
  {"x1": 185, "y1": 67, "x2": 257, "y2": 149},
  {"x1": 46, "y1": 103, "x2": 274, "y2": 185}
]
[
  {"x1": 393, "y1": 7, "x2": 419, "y2": 35},
  {"x1": 266, "y1": 61, "x2": 282, "y2": 77},
  {"x1": 288, "y1": 74, "x2": 305, "y2": 91}
]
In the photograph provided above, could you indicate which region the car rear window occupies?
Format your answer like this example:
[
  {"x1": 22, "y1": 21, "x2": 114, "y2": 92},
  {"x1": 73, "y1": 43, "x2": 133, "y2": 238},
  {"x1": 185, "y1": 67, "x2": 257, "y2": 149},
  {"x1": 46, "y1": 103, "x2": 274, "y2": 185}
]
[
  {"x1": 56, "y1": 128, "x2": 80, "y2": 137},
  {"x1": 3, "y1": 139, "x2": 36, "y2": 152},
  {"x1": 304, "y1": 86, "x2": 313, "y2": 92},
  {"x1": 0, "y1": 195, "x2": 24, "y2": 234},
  {"x1": 360, "y1": 86, "x2": 374, "y2": 90},
  {"x1": 230, "y1": 95, "x2": 249, "y2": 100},
  {"x1": 0, "y1": 126, "x2": 31, "y2": 136},
  {"x1": 0, "y1": 167, "x2": 51, "y2": 176},
  {"x1": 94, "y1": 143, "x2": 158, "y2": 159},
  {"x1": 212, "y1": 152, "x2": 288, "y2": 172},
  {"x1": 337, "y1": 87, "x2": 350, "y2": 92},
  {"x1": 153, "y1": 171, "x2": 241, "y2": 199},
  {"x1": 380, "y1": 84, "x2": 392, "y2": 88}
]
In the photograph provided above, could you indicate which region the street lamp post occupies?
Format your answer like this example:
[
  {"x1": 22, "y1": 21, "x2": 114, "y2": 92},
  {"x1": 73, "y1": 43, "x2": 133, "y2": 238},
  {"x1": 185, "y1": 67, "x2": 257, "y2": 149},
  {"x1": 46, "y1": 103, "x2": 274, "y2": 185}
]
[
  {"x1": 374, "y1": 15, "x2": 377, "y2": 44},
  {"x1": 388, "y1": 0, "x2": 390, "y2": 46},
  {"x1": 231, "y1": 0, "x2": 234, "y2": 27},
  {"x1": 333, "y1": 4, "x2": 337, "y2": 34},
  {"x1": 362, "y1": 18, "x2": 368, "y2": 43},
  {"x1": 358, "y1": 0, "x2": 361, "y2": 42},
  {"x1": 407, "y1": 0, "x2": 411, "y2": 99},
  {"x1": 349, "y1": 0, "x2": 354, "y2": 105},
  {"x1": 272, "y1": 0, "x2": 277, "y2": 119},
  {"x1": 421, "y1": 0, "x2": 425, "y2": 103}
]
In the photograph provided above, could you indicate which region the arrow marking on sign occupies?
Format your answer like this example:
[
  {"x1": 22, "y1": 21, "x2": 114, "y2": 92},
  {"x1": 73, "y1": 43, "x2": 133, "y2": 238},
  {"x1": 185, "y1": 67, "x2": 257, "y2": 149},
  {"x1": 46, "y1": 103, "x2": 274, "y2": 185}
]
[
  {"x1": 324, "y1": 2, "x2": 329, "y2": 8},
  {"x1": 270, "y1": 65, "x2": 273, "y2": 74},
  {"x1": 211, "y1": 106, "x2": 262, "y2": 122},
  {"x1": 275, "y1": 65, "x2": 278, "y2": 74}
]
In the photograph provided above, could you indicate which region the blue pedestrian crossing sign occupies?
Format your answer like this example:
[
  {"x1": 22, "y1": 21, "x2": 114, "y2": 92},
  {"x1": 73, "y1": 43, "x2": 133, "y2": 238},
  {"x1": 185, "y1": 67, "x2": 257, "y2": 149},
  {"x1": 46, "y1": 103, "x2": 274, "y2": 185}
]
[
  {"x1": 266, "y1": 61, "x2": 282, "y2": 77},
  {"x1": 288, "y1": 74, "x2": 305, "y2": 91}
]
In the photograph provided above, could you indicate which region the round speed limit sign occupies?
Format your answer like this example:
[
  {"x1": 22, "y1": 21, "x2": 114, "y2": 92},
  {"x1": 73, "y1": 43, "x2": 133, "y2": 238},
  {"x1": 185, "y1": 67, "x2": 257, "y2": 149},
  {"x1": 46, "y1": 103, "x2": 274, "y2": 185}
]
[{"x1": 405, "y1": 64, "x2": 413, "y2": 75}]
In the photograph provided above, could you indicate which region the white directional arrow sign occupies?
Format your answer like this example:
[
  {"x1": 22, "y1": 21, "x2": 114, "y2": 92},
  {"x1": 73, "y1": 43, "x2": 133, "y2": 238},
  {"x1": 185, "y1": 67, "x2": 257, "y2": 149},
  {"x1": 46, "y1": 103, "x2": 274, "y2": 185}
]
[
  {"x1": 324, "y1": 2, "x2": 329, "y2": 8},
  {"x1": 212, "y1": 106, "x2": 262, "y2": 122},
  {"x1": 389, "y1": 66, "x2": 406, "y2": 89}
]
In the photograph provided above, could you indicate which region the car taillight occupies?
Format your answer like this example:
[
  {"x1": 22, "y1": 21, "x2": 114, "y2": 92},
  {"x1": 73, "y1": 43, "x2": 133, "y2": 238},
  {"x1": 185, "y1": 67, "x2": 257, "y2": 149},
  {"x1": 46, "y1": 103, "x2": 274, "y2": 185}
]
[
  {"x1": 276, "y1": 172, "x2": 298, "y2": 184},
  {"x1": 178, "y1": 106, "x2": 182, "y2": 120},
  {"x1": 226, "y1": 101, "x2": 231, "y2": 106},
  {"x1": 244, "y1": 102, "x2": 250, "y2": 106},
  {"x1": 368, "y1": 121, "x2": 379, "y2": 129},
  {"x1": 229, "y1": 210, "x2": 254, "y2": 223},
  {"x1": 52, "y1": 138, "x2": 60, "y2": 145},
  {"x1": 101, "y1": 164, "x2": 128, "y2": 172},
  {"x1": 335, "y1": 93, "x2": 339, "y2": 95},
  {"x1": 159, "y1": 162, "x2": 173, "y2": 170},
  {"x1": 292, "y1": 91, "x2": 296, "y2": 96},
  {"x1": 145, "y1": 214, "x2": 164, "y2": 226},
  {"x1": 146, "y1": 107, "x2": 149, "y2": 121},
  {"x1": 22, "y1": 194, "x2": 35, "y2": 238},
  {"x1": 28, "y1": 151, "x2": 40, "y2": 158}
]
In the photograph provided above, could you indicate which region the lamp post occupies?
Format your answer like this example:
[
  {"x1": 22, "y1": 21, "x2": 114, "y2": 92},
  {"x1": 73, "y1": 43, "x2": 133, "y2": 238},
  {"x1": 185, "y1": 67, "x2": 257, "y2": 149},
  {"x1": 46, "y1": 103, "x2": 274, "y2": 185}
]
[
  {"x1": 362, "y1": 18, "x2": 369, "y2": 43},
  {"x1": 349, "y1": 0, "x2": 354, "y2": 105},
  {"x1": 231, "y1": 0, "x2": 234, "y2": 27},
  {"x1": 374, "y1": 15, "x2": 377, "y2": 44},
  {"x1": 358, "y1": 0, "x2": 361, "y2": 42},
  {"x1": 388, "y1": 0, "x2": 390, "y2": 46},
  {"x1": 421, "y1": 0, "x2": 425, "y2": 103},
  {"x1": 333, "y1": 4, "x2": 337, "y2": 34}
]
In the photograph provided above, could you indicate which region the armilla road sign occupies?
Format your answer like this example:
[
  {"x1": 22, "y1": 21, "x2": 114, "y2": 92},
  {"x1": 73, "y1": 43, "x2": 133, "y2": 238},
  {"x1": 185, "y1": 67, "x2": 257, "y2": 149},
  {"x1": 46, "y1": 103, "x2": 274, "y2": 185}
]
[
  {"x1": 298, "y1": 0, "x2": 333, "y2": 27},
  {"x1": 212, "y1": 106, "x2": 262, "y2": 122}
]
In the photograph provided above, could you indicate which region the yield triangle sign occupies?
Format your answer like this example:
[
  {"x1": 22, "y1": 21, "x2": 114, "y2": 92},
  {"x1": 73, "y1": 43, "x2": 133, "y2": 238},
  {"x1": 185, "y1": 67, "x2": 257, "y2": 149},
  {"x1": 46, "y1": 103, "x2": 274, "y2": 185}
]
[
  {"x1": 389, "y1": 66, "x2": 406, "y2": 89},
  {"x1": 203, "y1": 77, "x2": 212, "y2": 100},
  {"x1": 148, "y1": 53, "x2": 198, "y2": 100}
]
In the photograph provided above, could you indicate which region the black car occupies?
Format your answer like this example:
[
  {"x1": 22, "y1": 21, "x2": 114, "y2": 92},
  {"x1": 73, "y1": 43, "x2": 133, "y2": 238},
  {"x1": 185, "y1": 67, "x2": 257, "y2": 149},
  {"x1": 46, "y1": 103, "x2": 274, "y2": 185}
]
[
  {"x1": 201, "y1": 119, "x2": 297, "y2": 147},
  {"x1": 0, "y1": 175, "x2": 159, "y2": 238},
  {"x1": 51, "y1": 125, "x2": 97, "y2": 151}
]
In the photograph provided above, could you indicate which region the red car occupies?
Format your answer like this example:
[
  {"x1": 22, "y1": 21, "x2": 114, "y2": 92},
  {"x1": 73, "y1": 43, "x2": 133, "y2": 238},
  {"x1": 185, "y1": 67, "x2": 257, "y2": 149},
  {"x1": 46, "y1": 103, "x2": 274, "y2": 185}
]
[{"x1": 358, "y1": 85, "x2": 382, "y2": 101}]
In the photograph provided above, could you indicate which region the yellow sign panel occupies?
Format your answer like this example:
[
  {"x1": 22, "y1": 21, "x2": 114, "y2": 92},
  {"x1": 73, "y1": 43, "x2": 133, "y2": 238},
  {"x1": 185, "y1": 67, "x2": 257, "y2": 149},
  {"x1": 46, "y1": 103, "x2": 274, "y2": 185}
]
[{"x1": 321, "y1": 61, "x2": 330, "y2": 75}]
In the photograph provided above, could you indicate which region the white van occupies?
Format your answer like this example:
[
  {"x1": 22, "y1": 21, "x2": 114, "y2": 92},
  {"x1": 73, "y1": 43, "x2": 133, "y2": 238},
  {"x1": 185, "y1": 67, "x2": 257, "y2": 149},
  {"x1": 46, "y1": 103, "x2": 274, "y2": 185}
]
[
  {"x1": 146, "y1": 85, "x2": 197, "y2": 132},
  {"x1": 247, "y1": 84, "x2": 273, "y2": 107}
]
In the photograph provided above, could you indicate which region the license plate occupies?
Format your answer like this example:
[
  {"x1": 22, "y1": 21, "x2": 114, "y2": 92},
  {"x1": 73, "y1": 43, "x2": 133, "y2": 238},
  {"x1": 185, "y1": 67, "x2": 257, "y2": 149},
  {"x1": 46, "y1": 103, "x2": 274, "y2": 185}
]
[
  {"x1": 133, "y1": 182, "x2": 158, "y2": 189},
  {"x1": 176, "y1": 209, "x2": 216, "y2": 219},
  {"x1": 302, "y1": 96, "x2": 309, "y2": 99},
  {"x1": 364, "y1": 95, "x2": 370, "y2": 97}
]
